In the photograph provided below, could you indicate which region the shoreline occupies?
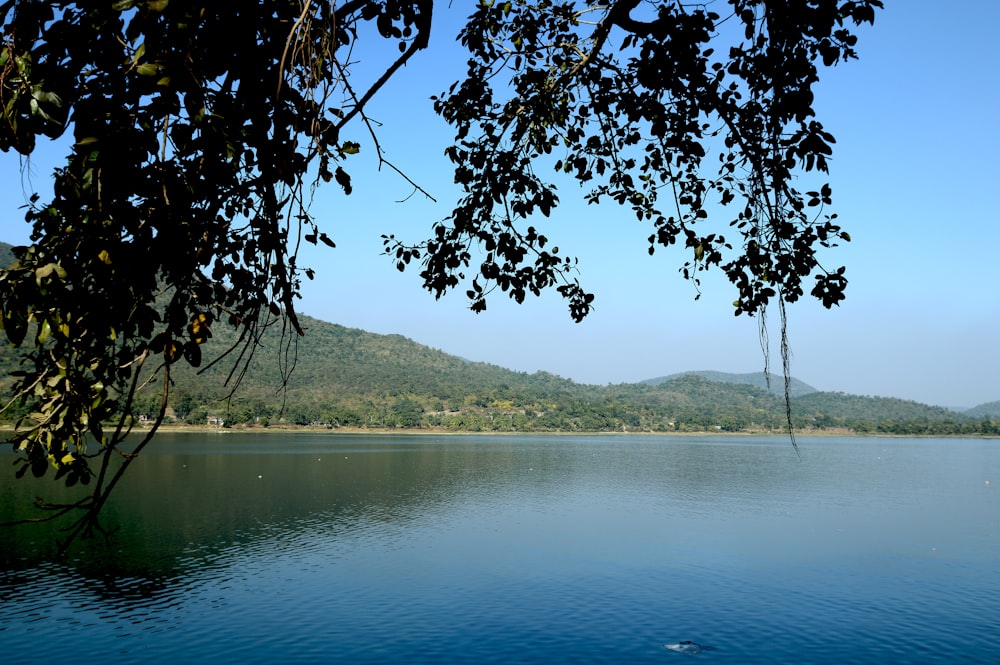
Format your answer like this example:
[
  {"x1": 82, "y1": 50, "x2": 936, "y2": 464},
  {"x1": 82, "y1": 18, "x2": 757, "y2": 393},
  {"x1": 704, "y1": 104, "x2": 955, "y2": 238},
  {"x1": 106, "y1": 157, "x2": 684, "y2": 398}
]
[
  {"x1": 109, "y1": 424, "x2": 995, "y2": 439},
  {"x1": 151, "y1": 423, "x2": 849, "y2": 437},
  {"x1": 2, "y1": 423, "x2": 994, "y2": 439}
]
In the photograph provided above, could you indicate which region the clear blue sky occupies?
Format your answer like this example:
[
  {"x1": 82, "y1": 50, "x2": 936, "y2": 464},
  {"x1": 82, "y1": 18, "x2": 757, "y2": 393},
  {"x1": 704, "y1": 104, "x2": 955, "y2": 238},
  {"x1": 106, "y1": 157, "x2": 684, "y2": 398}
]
[{"x1": 2, "y1": 1, "x2": 997, "y2": 408}]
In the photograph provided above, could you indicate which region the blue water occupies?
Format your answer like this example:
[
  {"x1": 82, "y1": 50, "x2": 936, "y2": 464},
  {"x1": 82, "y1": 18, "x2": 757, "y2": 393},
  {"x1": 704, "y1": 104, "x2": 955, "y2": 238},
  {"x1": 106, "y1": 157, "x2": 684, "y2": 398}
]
[{"x1": 2, "y1": 434, "x2": 998, "y2": 663}]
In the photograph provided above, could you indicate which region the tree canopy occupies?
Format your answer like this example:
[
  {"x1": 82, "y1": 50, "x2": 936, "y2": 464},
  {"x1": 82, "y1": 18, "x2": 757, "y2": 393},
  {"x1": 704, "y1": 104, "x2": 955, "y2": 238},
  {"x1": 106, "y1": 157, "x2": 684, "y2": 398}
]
[{"x1": 0, "y1": 0, "x2": 881, "y2": 545}]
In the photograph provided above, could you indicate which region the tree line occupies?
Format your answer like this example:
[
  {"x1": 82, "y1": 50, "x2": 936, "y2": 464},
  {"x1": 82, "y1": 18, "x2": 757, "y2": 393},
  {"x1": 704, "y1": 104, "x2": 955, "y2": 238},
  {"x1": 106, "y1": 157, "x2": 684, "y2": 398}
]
[{"x1": 5, "y1": 310, "x2": 990, "y2": 436}]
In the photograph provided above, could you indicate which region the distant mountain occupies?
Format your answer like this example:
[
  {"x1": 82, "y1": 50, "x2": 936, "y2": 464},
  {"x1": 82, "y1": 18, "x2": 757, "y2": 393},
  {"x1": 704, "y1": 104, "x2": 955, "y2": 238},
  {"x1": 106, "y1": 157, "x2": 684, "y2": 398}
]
[
  {"x1": 966, "y1": 401, "x2": 1000, "y2": 418},
  {"x1": 0, "y1": 307, "x2": 992, "y2": 433},
  {"x1": 641, "y1": 370, "x2": 819, "y2": 398},
  {"x1": 793, "y1": 391, "x2": 960, "y2": 423},
  {"x1": 1, "y1": 239, "x2": 996, "y2": 434},
  {"x1": 92, "y1": 313, "x2": 647, "y2": 430},
  {"x1": 0, "y1": 240, "x2": 15, "y2": 268},
  {"x1": 128, "y1": 323, "x2": 1000, "y2": 433}
]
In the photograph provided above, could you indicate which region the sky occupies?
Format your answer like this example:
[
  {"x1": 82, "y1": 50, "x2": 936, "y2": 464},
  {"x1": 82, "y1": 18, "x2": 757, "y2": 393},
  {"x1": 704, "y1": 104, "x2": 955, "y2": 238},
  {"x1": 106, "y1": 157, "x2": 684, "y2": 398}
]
[{"x1": 2, "y1": 1, "x2": 998, "y2": 409}]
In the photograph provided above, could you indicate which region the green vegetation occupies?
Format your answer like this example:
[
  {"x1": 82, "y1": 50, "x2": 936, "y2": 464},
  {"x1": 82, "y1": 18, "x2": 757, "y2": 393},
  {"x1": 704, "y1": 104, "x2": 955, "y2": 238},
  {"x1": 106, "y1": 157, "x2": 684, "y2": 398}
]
[
  {"x1": 966, "y1": 401, "x2": 1000, "y2": 419},
  {"x1": 120, "y1": 321, "x2": 1000, "y2": 436},
  {"x1": 0, "y1": 242, "x2": 13, "y2": 268},
  {"x1": 642, "y1": 371, "x2": 819, "y2": 398},
  {"x1": 2, "y1": 264, "x2": 991, "y2": 436},
  {"x1": 791, "y1": 392, "x2": 999, "y2": 436}
]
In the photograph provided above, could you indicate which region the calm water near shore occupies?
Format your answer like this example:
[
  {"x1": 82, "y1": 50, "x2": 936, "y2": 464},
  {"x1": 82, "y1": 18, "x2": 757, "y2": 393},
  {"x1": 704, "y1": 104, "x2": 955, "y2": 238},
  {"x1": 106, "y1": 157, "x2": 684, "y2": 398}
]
[{"x1": 1, "y1": 433, "x2": 998, "y2": 664}]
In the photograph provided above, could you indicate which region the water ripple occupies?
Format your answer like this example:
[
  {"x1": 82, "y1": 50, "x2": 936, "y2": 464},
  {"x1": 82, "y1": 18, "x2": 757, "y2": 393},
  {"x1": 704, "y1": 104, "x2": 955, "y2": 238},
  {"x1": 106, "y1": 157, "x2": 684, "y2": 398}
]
[{"x1": 3, "y1": 435, "x2": 999, "y2": 664}]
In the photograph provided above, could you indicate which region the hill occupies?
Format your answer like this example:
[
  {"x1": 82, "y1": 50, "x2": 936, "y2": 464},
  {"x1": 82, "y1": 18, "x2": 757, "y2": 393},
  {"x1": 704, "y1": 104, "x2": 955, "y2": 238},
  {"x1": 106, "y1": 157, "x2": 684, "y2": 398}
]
[
  {"x1": 140, "y1": 315, "x2": 795, "y2": 432},
  {"x1": 1, "y1": 241, "x2": 996, "y2": 434},
  {"x1": 5, "y1": 308, "x2": 987, "y2": 433},
  {"x1": 0, "y1": 241, "x2": 15, "y2": 268},
  {"x1": 966, "y1": 401, "x2": 1000, "y2": 418},
  {"x1": 641, "y1": 370, "x2": 819, "y2": 398}
]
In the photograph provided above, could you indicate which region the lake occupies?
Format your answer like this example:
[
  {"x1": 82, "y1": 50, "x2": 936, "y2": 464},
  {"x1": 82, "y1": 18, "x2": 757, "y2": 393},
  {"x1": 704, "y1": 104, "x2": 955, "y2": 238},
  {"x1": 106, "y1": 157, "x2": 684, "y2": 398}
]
[{"x1": 1, "y1": 433, "x2": 998, "y2": 664}]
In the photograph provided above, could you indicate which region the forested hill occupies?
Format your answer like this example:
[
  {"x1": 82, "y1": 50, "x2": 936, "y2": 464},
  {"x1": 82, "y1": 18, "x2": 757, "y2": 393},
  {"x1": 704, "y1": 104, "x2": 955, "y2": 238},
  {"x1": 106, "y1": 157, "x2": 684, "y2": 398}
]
[
  {"x1": 1, "y1": 240, "x2": 997, "y2": 434},
  {"x1": 641, "y1": 370, "x2": 819, "y2": 398},
  {"x1": 0, "y1": 241, "x2": 15, "y2": 267},
  {"x1": 89, "y1": 317, "x2": 1000, "y2": 434},
  {"x1": 966, "y1": 401, "x2": 1000, "y2": 418}
]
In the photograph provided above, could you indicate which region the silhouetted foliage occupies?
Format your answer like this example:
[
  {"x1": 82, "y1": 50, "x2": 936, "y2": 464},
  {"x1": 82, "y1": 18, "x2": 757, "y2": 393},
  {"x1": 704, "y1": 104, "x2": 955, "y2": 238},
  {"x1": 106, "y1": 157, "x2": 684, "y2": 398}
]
[
  {"x1": 1, "y1": 1, "x2": 884, "y2": 544},
  {"x1": 0, "y1": 0, "x2": 434, "y2": 544},
  {"x1": 384, "y1": 0, "x2": 881, "y2": 319}
]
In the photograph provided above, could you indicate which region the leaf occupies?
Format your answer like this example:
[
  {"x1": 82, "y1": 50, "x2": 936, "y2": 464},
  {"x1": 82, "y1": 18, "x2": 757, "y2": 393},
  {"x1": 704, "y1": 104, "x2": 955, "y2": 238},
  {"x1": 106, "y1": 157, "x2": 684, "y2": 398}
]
[
  {"x1": 30, "y1": 88, "x2": 63, "y2": 107},
  {"x1": 31, "y1": 456, "x2": 47, "y2": 478},
  {"x1": 36, "y1": 319, "x2": 51, "y2": 344},
  {"x1": 32, "y1": 262, "x2": 65, "y2": 289},
  {"x1": 35, "y1": 263, "x2": 55, "y2": 282},
  {"x1": 164, "y1": 340, "x2": 181, "y2": 364},
  {"x1": 28, "y1": 99, "x2": 58, "y2": 123},
  {"x1": 183, "y1": 341, "x2": 202, "y2": 367},
  {"x1": 334, "y1": 166, "x2": 352, "y2": 195}
]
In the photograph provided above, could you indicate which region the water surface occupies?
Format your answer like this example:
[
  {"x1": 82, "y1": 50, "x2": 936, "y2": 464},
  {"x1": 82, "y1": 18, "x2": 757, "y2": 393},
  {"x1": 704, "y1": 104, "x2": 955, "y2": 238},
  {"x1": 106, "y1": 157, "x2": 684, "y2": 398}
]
[{"x1": 2, "y1": 434, "x2": 998, "y2": 663}]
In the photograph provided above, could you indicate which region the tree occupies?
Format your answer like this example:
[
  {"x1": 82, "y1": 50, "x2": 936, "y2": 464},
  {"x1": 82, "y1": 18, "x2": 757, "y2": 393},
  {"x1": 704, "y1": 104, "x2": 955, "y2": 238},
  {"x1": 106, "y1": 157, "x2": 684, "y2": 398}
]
[
  {"x1": 0, "y1": 0, "x2": 881, "y2": 547},
  {"x1": 387, "y1": 0, "x2": 875, "y2": 319}
]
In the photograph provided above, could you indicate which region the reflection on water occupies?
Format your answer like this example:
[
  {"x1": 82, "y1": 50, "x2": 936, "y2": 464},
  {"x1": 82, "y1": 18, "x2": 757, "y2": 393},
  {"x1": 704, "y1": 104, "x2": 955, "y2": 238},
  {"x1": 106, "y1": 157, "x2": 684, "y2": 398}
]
[{"x1": 2, "y1": 434, "x2": 999, "y2": 664}]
